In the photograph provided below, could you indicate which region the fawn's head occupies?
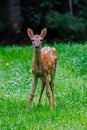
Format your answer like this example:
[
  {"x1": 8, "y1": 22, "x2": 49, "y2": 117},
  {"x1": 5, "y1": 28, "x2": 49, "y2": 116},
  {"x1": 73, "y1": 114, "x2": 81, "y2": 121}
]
[{"x1": 27, "y1": 28, "x2": 47, "y2": 49}]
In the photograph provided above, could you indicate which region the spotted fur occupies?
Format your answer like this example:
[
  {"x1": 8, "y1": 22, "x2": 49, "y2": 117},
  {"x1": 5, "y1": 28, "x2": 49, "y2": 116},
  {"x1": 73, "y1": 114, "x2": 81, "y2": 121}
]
[{"x1": 27, "y1": 28, "x2": 57, "y2": 110}]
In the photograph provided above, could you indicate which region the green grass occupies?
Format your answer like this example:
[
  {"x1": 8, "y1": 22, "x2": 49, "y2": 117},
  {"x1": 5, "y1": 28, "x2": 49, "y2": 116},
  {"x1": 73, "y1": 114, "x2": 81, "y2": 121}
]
[{"x1": 0, "y1": 43, "x2": 87, "y2": 130}]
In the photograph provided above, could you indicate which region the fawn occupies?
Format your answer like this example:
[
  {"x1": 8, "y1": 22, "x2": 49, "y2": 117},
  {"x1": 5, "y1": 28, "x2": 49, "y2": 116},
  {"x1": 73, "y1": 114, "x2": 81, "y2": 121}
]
[{"x1": 27, "y1": 28, "x2": 57, "y2": 110}]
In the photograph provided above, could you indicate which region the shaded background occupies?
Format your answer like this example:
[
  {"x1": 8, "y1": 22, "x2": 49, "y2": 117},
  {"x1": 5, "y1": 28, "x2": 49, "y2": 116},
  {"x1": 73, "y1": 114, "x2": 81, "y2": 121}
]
[{"x1": 0, "y1": 0, "x2": 87, "y2": 45}]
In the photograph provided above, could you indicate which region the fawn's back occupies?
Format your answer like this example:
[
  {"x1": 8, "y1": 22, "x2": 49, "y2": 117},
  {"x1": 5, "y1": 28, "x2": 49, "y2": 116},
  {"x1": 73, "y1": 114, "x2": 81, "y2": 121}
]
[{"x1": 41, "y1": 46, "x2": 57, "y2": 74}]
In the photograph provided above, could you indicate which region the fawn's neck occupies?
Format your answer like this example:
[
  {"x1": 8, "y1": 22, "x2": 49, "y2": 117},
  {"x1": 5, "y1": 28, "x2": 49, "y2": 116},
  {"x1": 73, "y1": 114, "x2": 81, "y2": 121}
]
[{"x1": 34, "y1": 49, "x2": 43, "y2": 74}]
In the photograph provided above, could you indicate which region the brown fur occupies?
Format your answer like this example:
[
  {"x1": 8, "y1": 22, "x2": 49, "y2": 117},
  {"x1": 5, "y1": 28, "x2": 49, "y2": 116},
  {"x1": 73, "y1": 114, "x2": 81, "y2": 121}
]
[{"x1": 27, "y1": 28, "x2": 57, "y2": 110}]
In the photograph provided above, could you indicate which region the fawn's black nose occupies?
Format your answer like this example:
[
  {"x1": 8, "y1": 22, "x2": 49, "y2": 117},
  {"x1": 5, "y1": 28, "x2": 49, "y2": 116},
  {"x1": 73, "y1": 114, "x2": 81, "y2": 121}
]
[
  {"x1": 35, "y1": 46, "x2": 39, "y2": 48},
  {"x1": 35, "y1": 45, "x2": 40, "y2": 48}
]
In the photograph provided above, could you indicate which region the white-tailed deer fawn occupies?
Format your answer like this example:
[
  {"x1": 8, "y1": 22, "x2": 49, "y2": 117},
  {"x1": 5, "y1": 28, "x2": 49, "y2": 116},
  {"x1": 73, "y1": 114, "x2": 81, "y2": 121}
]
[{"x1": 27, "y1": 28, "x2": 57, "y2": 110}]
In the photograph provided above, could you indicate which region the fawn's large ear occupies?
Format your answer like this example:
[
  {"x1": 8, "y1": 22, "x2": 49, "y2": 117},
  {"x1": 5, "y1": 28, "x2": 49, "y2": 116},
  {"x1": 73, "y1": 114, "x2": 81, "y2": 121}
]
[
  {"x1": 27, "y1": 28, "x2": 34, "y2": 40},
  {"x1": 40, "y1": 28, "x2": 47, "y2": 39}
]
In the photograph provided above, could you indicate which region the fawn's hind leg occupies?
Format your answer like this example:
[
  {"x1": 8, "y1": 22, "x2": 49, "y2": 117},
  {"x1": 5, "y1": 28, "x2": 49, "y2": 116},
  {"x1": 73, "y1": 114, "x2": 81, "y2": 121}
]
[
  {"x1": 46, "y1": 75, "x2": 52, "y2": 109},
  {"x1": 50, "y1": 81, "x2": 56, "y2": 107}
]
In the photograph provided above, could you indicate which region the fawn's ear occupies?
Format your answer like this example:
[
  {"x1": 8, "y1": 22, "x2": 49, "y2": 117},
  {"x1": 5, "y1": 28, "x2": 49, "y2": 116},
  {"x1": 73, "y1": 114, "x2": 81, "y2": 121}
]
[
  {"x1": 40, "y1": 28, "x2": 47, "y2": 39},
  {"x1": 27, "y1": 28, "x2": 34, "y2": 40}
]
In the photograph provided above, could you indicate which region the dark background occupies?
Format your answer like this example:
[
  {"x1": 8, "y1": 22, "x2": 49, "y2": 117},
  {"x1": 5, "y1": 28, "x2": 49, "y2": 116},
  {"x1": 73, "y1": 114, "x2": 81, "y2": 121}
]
[{"x1": 0, "y1": 0, "x2": 87, "y2": 45}]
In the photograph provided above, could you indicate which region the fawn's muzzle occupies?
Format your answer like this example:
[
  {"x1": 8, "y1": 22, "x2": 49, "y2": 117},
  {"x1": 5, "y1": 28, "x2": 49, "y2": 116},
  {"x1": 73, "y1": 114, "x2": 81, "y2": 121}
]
[
  {"x1": 35, "y1": 46, "x2": 39, "y2": 48},
  {"x1": 34, "y1": 40, "x2": 41, "y2": 48}
]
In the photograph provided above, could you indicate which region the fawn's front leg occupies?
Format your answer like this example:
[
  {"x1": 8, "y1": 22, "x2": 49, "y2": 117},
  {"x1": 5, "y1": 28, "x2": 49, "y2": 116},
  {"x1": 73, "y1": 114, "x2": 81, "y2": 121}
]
[
  {"x1": 27, "y1": 76, "x2": 38, "y2": 111},
  {"x1": 37, "y1": 82, "x2": 45, "y2": 106}
]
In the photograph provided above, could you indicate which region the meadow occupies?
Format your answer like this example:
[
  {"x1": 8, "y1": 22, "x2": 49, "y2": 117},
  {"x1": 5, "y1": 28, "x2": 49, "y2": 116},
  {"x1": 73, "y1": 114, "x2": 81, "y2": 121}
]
[{"x1": 0, "y1": 43, "x2": 87, "y2": 130}]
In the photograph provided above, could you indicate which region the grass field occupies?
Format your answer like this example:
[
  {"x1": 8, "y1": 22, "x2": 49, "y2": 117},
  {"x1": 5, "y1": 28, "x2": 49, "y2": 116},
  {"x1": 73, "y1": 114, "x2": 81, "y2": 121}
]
[{"x1": 0, "y1": 43, "x2": 87, "y2": 130}]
